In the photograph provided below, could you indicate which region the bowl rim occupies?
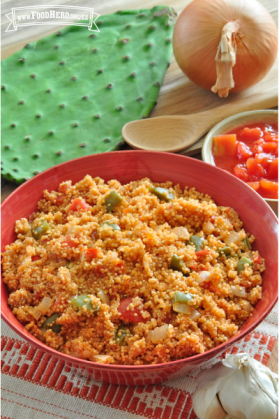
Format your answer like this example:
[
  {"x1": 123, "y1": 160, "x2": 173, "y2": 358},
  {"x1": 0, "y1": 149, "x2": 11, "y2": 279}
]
[
  {"x1": 1, "y1": 150, "x2": 278, "y2": 371},
  {"x1": 201, "y1": 109, "x2": 278, "y2": 203}
]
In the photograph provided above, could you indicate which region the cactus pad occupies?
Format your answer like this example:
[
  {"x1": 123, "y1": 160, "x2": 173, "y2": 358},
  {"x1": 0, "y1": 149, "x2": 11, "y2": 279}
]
[{"x1": 1, "y1": 6, "x2": 176, "y2": 183}]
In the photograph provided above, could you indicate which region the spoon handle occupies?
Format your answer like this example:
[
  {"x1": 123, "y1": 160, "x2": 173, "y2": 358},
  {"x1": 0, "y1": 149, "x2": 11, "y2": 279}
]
[{"x1": 193, "y1": 88, "x2": 278, "y2": 136}]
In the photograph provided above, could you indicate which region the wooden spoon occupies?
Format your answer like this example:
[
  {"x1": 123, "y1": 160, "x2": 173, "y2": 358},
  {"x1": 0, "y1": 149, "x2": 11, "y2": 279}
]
[{"x1": 122, "y1": 91, "x2": 278, "y2": 152}]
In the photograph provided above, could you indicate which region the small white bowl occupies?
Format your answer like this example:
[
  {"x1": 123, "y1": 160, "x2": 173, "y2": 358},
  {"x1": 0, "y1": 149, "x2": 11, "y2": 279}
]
[{"x1": 202, "y1": 110, "x2": 278, "y2": 215}]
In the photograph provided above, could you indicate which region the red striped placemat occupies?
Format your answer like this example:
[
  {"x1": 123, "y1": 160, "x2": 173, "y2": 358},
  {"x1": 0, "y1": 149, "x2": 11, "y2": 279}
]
[{"x1": 1, "y1": 304, "x2": 277, "y2": 419}]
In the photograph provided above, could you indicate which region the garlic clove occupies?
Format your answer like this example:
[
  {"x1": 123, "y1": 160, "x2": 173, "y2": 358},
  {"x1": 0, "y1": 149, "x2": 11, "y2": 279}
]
[
  {"x1": 192, "y1": 362, "x2": 235, "y2": 419},
  {"x1": 248, "y1": 358, "x2": 278, "y2": 404},
  {"x1": 192, "y1": 353, "x2": 278, "y2": 419},
  {"x1": 192, "y1": 394, "x2": 227, "y2": 419},
  {"x1": 218, "y1": 368, "x2": 277, "y2": 419}
]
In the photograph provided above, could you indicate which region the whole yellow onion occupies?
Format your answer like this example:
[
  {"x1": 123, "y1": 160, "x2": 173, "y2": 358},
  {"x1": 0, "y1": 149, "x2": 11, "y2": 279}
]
[{"x1": 173, "y1": 0, "x2": 278, "y2": 97}]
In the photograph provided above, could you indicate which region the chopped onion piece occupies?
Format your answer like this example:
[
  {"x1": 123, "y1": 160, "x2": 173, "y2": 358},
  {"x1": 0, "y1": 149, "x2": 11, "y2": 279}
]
[
  {"x1": 189, "y1": 309, "x2": 201, "y2": 321},
  {"x1": 153, "y1": 225, "x2": 164, "y2": 232},
  {"x1": 172, "y1": 226, "x2": 190, "y2": 240},
  {"x1": 20, "y1": 257, "x2": 31, "y2": 266},
  {"x1": 82, "y1": 350, "x2": 94, "y2": 359},
  {"x1": 198, "y1": 271, "x2": 211, "y2": 283},
  {"x1": 173, "y1": 302, "x2": 192, "y2": 314},
  {"x1": 148, "y1": 324, "x2": 170, "y2": 343},
  {"x1": 37, "y1": 297, "x2": 53, "y2": 315},
  {"x1": 5, "y1": 250, "x2": 14, "y2": 256},
  {"x1": 69, "y1": 351, "x2": 84, "y2": 359},
  {"x1": 203, "y1": 222, "x2": 214, "y2": 234},
  {"x1": 224, "y1": 231, "x2": 241, "y2": 246},
  {"x1": 67, "y1": 225, "x2": 78, "y2": 235},
  {"x1": 223, "y1": 220, "x2": 233, "y2": 230},
  {"x1": 80, "y1": 249, "x2": 85, "y2": 263},
  {"x1": 143, "y1": 253, "x2": 151, "y2": 270},
  {"x1": 110, "y1": 251, "x2": 118, "y2": 260},
  {"x1": 93, "y1": 354, "x2": 112, "y2": 363},
  {"x1": 33, "y1": 307, "x2": 43, "y2": 320},
  {"x1": 242, "y1": 300, "x2": 253, "y2": 313},
  {"x1": 231, "y1": 285, "x2": 247, "y2": 298},
  {"x1": 97, "y1": 290, "x2": 110, "y2": 305}
]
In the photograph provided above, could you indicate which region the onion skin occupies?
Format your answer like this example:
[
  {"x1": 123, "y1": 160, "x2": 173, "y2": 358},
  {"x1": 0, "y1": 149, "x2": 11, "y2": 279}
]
[{"x1": 173, "y1": 0, "x2": 278, "y2": 96}]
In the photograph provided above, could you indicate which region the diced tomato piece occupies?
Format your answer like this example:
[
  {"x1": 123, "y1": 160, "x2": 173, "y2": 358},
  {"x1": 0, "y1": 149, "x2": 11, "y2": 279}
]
[
  {"x1": 240, "y1": 127, "x2": 262, "y2": 140},
  {"x1": 210, "y1": 215, "x2": 216, "y2": 223},
  {"x1": 162, "y1": 314, "x2": 172, "y2": 324},
  {"x1": 213, "y1": 134, "x2": 237, "y2": 157},
  {"x1": 267, "y1": 159, "x2": 278, "y2": 179},
  {"x1": 254, "y1": 153, "x2": 272, "y2": 169},
  {"x1": 236, "y1": 142, "x2": 253, "y2": 161},
  {"x1": 60, "y1": 183, "x2": 70, "y2": 193},
  {"x1": 189, "y1": 262, "x2": 198, "y2": 271},
  {"x1": 252, "y1": 255, "x2": 261, "y2": 264},
  {"x1": 254, "y1": 139, "x2": 265, "y2": 145},
  {"x1": 252, "y1": 255, "x2": 262, "y2": 270},
  {"x1": 262, "y1": 142, "x2": 278, "y2": 154},
  {"x1": 252, "y1": 145, "x2": 263, "y2": 154},
  {"x1": 246, "y1": 158, "x2": 266, "y2": 178},
  {"x1": 233, "y1": 164, "x2": 249, "y2": 182},
  {"x1": 118, "y1": 297, "x2": 148, "y2": 323},
  {"x1": 263, "y1": 133, "x2": 278, "y2": 143},
  {"x1": 251, "y1": 139, "x2": 264, "y2": 154},
  {"x1": 85, "y1": 248, "x2": 99, "y2": 259},
  {"x1": 64, "y1": 235, "x2": 79, "y2": 248},
  {"x1": 40, "y1": 237, "x2": 51, "y2": 245},
  {"x1": 95, "y1": 264, "x2": 103, "y2": 274},
  {"x1": 31, "y1": 255, "x2": 41, "y2": 262},
  {"x1": 247, "y1": 182, "x2": 260, "y2": 191},
  {"x1": 68, "y1": 198, "x2": 90, "y2": 212},
  {"x1": 253, "y1": 146, "x2": 264, "y2": 155},
  {"x1": 259, "y1": 179, "x2": 278, "y2": 198},
  {"x1": 195, "y1": 249, "x2": 211, "y2": 257},
  {"x1": 55, "y1": 194, "x2": 64, "y2": 205},
  {"x1": 200, "y1": 281, "x2": 220, "y2": 294}
]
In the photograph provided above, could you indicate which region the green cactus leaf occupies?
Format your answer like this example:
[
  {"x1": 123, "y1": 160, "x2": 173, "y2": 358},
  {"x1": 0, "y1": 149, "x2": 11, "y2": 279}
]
[{"x1": 1, "y1": 6, "x2": 176, "y2": 183}]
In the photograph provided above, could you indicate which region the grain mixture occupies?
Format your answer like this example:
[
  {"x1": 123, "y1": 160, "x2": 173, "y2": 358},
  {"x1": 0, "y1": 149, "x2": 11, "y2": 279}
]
[{"x1": 2, "y1": 176, "x2": 264, "y2": 365}]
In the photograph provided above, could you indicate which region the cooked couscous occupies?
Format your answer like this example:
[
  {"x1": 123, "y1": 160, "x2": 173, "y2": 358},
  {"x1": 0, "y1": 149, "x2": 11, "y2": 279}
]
[{"x1": 2, "y1": 176, "x2": 264, "y2": 365}]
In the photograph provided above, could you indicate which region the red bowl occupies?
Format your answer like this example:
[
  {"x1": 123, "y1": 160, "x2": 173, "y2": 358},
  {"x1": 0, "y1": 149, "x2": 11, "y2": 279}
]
[{"x1": 1, "y1": 151, "x2": 278, "y2": 385}]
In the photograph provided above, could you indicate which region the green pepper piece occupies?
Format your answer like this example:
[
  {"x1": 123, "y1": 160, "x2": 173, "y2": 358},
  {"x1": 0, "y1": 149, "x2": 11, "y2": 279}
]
[
  {"x1": 71, "y1": 294, "x2": 100, "y2": 315},
  {"x1": 115, "y1": 325, "x2": 129, "y2": 346},
  {"x1": 170, "y1": 254, "x2": 183, "y2": 271},
  {"x1": 42, "y1": 313, "x2": 61, "y2": 334},
  {"x1": 190, "y1": 235, "x2": 204, "y2": 251},
  {"x1": 104, "y1": 191, "x2": 123, "y2": 212},
  {"x1": 149, "y1": 186, "x2": 173, "y2": 202},
  {"x1": 172, "y1": 291, "x2": 193, "y2": 305},
  {"x1": 100, "y1": 221, "x2": 120, "y2": 231},
  {"x1": 32, "y1": 219, "x2": 50, "y2": 240},
  {"x1": 237, "y1": 256, "x2": 253, "y2": 273},
  {"x1": 218, "y1": 246, "x2": 232, "y2": 256},
  {"x1": 242, "y1": 236, "x2": 251, "y2": 250}
]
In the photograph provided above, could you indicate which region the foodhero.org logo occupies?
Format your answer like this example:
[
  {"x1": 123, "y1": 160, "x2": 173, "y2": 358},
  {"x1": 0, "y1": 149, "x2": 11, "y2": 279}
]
[{"x1": 6, "y1": 5, "x2": 99, "y2": 32}]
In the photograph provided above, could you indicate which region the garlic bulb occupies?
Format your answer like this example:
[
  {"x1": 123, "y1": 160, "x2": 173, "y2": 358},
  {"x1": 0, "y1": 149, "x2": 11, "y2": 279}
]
[{"x1": 192, "y1": 353, "x2": 278, "y2": 419}]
